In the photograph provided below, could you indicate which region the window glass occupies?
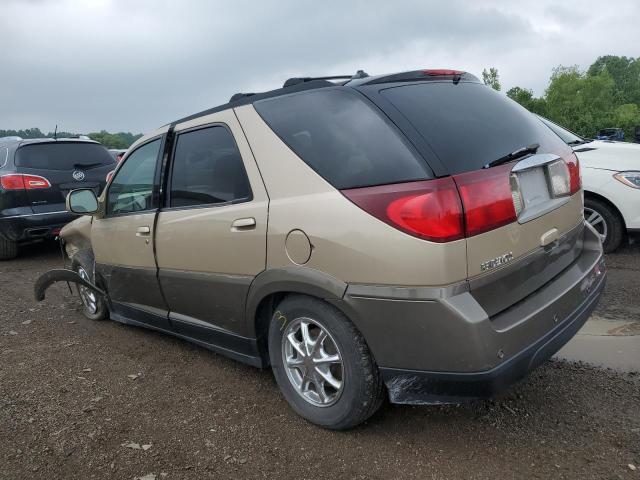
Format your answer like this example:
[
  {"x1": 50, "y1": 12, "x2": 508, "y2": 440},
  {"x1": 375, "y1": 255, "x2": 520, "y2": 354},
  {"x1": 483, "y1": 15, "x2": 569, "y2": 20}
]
[
  {"x1": 107, "y1": 139, "x2": 160, "y2": 215},
  {"x1": 537, "y1": 116, "x2": 585, "y2": 144},
  {"x1": 254, "y1": 89, "x2": 431, "y2": 189},
  {"x1": 0, "y1": 147, "x2": 8, "y2": 168},
  {"x1": 169, "y1": 126, "x2": 251, "y2": 207},
  {"x1": 15, "y1": 142, "x2": 114, "y2": 170},
  {"x1": 380, "y1": 82, "x2": 572, "y2": 174}
]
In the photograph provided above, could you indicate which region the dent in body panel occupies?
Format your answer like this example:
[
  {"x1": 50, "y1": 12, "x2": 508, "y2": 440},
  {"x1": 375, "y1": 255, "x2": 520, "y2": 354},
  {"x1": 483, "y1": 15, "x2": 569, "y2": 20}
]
[{"x1": 60, "y1": 216, "x2": 93, "y2": 260}]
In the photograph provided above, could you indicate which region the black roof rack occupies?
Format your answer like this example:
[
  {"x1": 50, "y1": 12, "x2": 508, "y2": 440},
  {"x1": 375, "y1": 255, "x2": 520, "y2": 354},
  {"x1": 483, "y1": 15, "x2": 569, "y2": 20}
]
[
  {"x1": 229, "y1": 92, "x2": 255, "y2": 102},
  {"x1": 283, "y1": 70, "x2": 369, "y2": 88},
  {"x1": 172, "y1": 70, "x2": 377, "y2": 127}
]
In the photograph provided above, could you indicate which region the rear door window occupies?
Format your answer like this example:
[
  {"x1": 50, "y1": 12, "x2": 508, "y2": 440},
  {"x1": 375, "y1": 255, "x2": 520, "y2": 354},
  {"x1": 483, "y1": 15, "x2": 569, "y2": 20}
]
[
  {"x1": 168, "y1": 126, "x2": 252, "y2": 208},
  {"x1": 254, "y1": 88, "x2": 432, "y2": 189},
  {"x1": 15, "y1": 142, "x2": 115, "y2": 170},
  {"x1": 379, "y1": 82, "x2": 571, "y2": 175}
]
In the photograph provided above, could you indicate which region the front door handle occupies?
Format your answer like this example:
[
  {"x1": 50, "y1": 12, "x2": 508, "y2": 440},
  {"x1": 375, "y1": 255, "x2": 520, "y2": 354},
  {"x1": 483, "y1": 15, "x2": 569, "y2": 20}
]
[
  {"x1": 231, "y1": 217, "x2": 256, "y2": 231},
  {"x1": 136, "y1": 226, "x2": 151, "y2": 237}
]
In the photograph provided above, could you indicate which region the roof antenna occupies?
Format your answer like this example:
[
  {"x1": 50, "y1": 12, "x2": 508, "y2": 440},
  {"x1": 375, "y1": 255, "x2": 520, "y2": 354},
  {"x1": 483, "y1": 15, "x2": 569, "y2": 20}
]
[{"x1": 53, "y1": 125, "x2": 58, "y2": 140}]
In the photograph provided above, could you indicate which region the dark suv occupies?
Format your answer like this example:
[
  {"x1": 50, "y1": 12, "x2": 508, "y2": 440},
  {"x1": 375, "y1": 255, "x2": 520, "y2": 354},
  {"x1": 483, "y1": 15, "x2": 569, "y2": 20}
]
[{"x1": 0, "y1": 137, "x2": 114, "y2": 259}]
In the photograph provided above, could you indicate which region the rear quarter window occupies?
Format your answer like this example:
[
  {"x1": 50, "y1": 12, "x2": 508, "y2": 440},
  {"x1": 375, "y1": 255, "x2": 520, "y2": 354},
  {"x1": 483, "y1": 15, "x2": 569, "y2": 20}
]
[
  {"x1": 15, "y1": 142, "x2": 115, "y2": 170},
  {"x1": 0, "y1": 147, "x2": 8, "y2": 168},
  {"x1": 254, "y1": 88, "x2": 432, "y2": 189},
  {"x1": 380, "y1": 82, "x2": 572, "y2": 175}
]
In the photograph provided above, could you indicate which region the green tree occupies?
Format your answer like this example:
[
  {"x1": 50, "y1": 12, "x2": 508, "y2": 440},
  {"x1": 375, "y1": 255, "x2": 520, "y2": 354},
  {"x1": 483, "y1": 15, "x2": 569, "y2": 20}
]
[
  {"x1": 587, "y1": 55, "x2": 640, "y2": 105},
  {"x1": 506, "y1": 56, "x2": 640, "y2": 141},
  {"x1": 506, "y1": 86, "x2": 548, "y2": 116},
  {"x1": 544, "y1": 66, "x2": 617, "y2": 138},
  {"x1": 608, "y1": 103, "x2": 640, "y2": 140},
  {"x1": 482, "y1": 67, "x2": 501, "y2": 91}
]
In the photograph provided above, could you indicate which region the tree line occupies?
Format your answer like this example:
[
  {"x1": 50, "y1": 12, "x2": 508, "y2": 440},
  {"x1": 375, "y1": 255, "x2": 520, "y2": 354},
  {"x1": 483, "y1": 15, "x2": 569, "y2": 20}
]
[
  {"x1": 0, "y1": 128, "x2": 142, "y2": 149},
  {"x1": 482, "y1": 55, "x2": 640, "y2": 141}
]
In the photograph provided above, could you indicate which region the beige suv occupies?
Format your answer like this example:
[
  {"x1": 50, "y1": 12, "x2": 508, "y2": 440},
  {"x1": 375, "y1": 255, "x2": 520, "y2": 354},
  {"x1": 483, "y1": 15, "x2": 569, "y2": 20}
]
[{"x1": 37, "y1": 69, "x2": 606, "y2": 429}]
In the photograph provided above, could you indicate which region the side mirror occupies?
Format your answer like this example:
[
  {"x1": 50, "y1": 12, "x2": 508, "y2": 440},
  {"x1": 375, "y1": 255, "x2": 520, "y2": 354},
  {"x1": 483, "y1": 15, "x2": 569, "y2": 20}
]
[{"x1": 66, "y1": 188, "x2": 98, "y2": 215}]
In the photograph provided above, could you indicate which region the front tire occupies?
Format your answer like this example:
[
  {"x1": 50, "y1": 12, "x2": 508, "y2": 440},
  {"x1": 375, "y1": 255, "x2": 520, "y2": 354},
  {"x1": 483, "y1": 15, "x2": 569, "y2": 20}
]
[
  {"x1": 584, "y1": 198, "x2": 624, "y2": 253},
  {"x1": 72, "y1": 255, "x2": 108, "y2": 321},
  {"x1": 0, "y1": 236, "x2": 18, "y2": 260},
  {"x1": 268, "y1": 295, "x2": 384, "y2": 430}
]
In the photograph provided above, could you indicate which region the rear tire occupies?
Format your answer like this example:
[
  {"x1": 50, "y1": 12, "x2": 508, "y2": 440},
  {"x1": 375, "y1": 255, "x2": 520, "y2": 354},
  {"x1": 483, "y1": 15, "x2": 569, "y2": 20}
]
[
  {"x1": 268, "y1": 295, "x2": 384, "y2": 430},
  {"x1": 0, "y1": 237, "x2": 18, "y2": 260},
  {"x1": 584, "y1": 198, "x2": 623, "y2": 253},
  {"x1": 72, "y1": 253, "x2": 108, "y2": 321}
]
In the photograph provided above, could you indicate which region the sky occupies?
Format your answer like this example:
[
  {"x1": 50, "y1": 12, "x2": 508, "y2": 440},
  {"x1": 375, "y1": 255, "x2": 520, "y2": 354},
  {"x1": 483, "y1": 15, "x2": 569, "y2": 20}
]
[{"x1": 2, "y1": 0, "x2": 639, "y2": 134}]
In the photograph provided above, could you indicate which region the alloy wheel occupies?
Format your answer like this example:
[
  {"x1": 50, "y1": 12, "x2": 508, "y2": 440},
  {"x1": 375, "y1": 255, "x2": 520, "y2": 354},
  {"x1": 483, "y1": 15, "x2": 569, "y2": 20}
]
[
  {"x1": 584, "y1": 207, "x2": 608, "y2": 243},
  {"x1": 281, "y1": 317, "x2": 344, "y2": 407},
  {"x1": 77, "y1": 266, "x2": 98, "y2": 315}
]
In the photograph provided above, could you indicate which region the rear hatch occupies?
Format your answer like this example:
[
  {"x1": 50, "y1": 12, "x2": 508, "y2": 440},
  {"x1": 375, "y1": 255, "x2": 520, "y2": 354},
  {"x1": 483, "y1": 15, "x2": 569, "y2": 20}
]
[
  {"x1": 361, "y1": 79, "x2": 583, "y2": 316},
  {"x1": 14, "y1": 141, "x2": 115, "y2": 214}
]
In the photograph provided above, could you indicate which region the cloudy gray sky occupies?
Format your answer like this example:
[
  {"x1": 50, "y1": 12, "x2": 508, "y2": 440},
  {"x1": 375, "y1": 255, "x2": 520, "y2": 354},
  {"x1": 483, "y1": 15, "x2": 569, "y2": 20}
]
[{"x1": 2, "y1": 0, "x2": 639, "y2": 134}]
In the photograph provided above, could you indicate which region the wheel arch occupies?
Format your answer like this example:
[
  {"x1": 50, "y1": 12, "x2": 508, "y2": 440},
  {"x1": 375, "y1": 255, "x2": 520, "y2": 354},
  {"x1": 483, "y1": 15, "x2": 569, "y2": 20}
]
[
  {"x1": 245, "y1": 267, "x2": 348, "y2": 363},
  {"x1": 584, "y1": 190, "x2": 627, "y2": 230}
]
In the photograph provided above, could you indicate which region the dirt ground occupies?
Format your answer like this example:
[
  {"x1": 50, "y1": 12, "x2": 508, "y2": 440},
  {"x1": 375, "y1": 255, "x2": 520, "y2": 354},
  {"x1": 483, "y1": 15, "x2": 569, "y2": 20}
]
[{"x1": 1, "y1": 241, "x2": 639, "y2": 479}]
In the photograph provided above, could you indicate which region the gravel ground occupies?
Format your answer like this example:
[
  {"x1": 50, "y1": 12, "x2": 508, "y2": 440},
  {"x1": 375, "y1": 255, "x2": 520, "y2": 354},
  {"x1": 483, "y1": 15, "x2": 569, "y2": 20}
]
[{"x1": 1, "y1": 241, "x2": 639, "y2": 479}]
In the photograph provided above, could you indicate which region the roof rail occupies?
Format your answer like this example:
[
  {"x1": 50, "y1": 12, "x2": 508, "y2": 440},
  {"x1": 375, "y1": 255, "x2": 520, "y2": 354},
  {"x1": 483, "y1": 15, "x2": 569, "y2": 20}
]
[
  {"x1": 229, "y1": 92, "x2": 256, "y2": 102},
  {"x1": 283, "y1": 70, "x2": 369, "y2": 88}
]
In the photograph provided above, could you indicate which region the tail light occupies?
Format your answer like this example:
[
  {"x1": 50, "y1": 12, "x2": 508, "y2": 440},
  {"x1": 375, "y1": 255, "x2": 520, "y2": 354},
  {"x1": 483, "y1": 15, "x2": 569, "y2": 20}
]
[
  {"x1": 342, "y1": 163, "x2": 516, "y2": 242},
  {"x1": 342, "y1": 155, "x2": 581, "y2": 242},
  {"x1": 0, "y1": 174, "x2": 51, "y2": 190},
  {"x1": 106, "y1": 170, "x2": 115, "y2": 183},
  {"x1": 341, "y1": 178, "x2": 464, "y2": 242},
  {"x1": 566, "y1": 156, "x2": 581, "y2": 194},
  {"x1": 453, "y1": 163, "x2": 517, "y2": 237}
]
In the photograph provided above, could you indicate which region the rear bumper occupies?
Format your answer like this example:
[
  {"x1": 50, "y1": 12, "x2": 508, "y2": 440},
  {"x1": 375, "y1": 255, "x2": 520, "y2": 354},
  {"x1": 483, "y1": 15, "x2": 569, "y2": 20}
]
[
  {"x1": 0, "y1": 211, "x2": 76, "y2": 242},
  {"x1": 379, "y1": 265, "x2": 605, "y2": 403},
  {"x1": 335, "y1": 221, "x2": 606, "y2": 404}
]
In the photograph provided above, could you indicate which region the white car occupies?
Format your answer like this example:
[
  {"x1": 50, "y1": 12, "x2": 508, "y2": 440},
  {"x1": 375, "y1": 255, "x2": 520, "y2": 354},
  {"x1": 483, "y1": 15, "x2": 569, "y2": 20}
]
[{"x1": 539, "y1": 116, "x2": 640, "y2": 252}]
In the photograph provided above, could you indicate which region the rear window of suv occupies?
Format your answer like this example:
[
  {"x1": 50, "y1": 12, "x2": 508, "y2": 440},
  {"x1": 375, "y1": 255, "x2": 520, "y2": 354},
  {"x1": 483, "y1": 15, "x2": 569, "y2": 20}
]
[
  {"x1": 15, "y1": 142, "x2": 115, "y2": 170},
  {"x1": 254, "y1": 88, "x2": 432, "y2": 189},
  {"x1": 380, "y1": 82, "x2": 571, "y2": 175}
]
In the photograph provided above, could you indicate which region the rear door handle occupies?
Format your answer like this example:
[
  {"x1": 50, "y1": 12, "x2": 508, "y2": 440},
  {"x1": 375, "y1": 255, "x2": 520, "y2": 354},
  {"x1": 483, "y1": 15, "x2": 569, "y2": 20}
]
[
  {"x1": 231, "y1": 217, "x2": 256, "y2": 231},
  {"x1": 136, "y1": 226, "x2": 151, "y2": 237}
]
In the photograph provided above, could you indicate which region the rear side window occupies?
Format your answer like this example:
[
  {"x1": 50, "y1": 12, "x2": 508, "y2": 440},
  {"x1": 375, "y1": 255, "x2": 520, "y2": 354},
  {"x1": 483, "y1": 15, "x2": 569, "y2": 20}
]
[
  {"x1": 15, "y1": 143, "x2": 115, "y2": 170},
  {"x1": 254, "y1": 89, "x2": 431, "y2": 189},
  {"x1": 380, "y1": 82, "x2": 571, "y2": 175},
  {"x1": 169, "y1": 126, "x2": 251, "y2": 207}
]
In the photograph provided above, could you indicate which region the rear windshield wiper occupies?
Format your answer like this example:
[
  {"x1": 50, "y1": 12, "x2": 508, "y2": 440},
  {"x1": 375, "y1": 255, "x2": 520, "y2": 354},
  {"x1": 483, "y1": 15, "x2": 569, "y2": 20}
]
[{"x1": 484, "y1": 143, "x2": 540, "y2": 169}]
